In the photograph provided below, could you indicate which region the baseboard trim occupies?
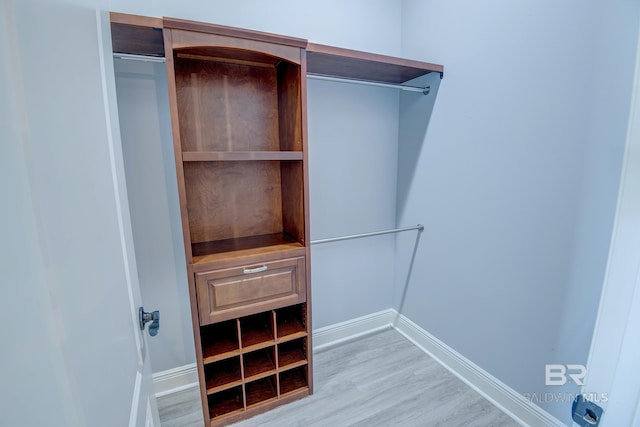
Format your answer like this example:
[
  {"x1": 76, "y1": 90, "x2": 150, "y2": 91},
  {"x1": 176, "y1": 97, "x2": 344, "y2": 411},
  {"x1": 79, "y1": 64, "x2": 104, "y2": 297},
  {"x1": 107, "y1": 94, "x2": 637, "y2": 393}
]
[
  {"x1": 152, "y1": 363, "x2": 198, "y2": 398},
  {"x1": 312, "y1": 309, "x2": 396, "y2": 352},
  {"x1": 152, "y1": 310, "x2": 565, "y2": 427},
  {"x1": 393, "y1": 313, "x2": 565, "y2": 427}
]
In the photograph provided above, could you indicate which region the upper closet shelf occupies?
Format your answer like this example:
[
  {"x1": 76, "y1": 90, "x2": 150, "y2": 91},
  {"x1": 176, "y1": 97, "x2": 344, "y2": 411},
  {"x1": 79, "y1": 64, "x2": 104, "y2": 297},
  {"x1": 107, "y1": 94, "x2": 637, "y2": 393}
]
[
  {"x1": 110, "y1": 13, "x2": 164, "y2": 57},
  {"x1": 109, "y1": 13, "x2": 444, "y2": 91},
  {"x1": 306, "y1": 43, "x2": 443, "y2": 93}
]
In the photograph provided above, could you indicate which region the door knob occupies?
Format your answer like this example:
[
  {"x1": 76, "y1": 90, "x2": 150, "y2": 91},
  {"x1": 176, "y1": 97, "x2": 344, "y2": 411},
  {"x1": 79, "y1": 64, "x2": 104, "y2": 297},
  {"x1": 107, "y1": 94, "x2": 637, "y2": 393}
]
[{"x1": 139, "y1": 307, "x2": 160, "y2": 337}]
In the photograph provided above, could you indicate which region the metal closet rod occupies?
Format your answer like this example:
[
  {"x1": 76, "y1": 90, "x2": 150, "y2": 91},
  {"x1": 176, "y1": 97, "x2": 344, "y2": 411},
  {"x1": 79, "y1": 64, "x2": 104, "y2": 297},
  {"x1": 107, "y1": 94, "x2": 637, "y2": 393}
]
[
  {"x1": 311, "y1": 224, "x2": 424, "y2": 245},
  {"x1": 307, "y1": 74, "x2": 430, "y2": 95},
  {"x1": 113, "y1": 53, "x2": 166, "y2": 63},
  {"x1": 112, "y1": 54, "x2": 431, "y2": 95}
]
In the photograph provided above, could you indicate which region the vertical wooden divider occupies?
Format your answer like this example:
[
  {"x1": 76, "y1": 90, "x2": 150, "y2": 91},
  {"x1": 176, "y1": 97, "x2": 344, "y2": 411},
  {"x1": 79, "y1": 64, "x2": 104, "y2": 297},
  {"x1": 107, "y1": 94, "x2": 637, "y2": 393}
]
[
  {"x1": 236, "y1": 319, "x2": 247, "y2": 410},
  {"x1": 272, "y1": 310, "x2": 281, "y2": 396}
]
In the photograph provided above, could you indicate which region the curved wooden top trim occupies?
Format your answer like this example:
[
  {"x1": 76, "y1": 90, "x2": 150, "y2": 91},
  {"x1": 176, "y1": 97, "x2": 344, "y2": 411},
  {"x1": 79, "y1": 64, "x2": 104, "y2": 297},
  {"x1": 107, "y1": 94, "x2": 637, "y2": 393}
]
[{"x1": 164, "y1": 17, "x2": 307, "y2": 49}]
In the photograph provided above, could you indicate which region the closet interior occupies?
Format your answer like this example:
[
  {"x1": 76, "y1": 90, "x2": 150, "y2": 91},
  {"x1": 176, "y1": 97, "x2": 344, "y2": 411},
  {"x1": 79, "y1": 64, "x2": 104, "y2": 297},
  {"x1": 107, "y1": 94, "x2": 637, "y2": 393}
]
[{"x1": 110, "y1": 12, "x2": 443, "y2": 426}]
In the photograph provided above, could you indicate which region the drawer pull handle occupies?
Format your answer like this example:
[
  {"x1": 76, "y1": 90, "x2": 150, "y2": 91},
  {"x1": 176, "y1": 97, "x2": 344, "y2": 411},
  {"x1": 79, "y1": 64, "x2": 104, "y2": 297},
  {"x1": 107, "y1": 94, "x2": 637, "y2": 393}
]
[{"x1": 243, "y1": 265, "x2": 268, "y2": 274}]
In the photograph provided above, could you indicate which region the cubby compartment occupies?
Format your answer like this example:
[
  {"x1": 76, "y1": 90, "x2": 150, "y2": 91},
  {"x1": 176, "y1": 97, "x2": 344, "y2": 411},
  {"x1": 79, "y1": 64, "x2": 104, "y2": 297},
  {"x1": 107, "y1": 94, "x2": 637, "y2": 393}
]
[
  {"x1": 200, "y1": 308, "x2": 309, "y2": 422},
  {"x1": 185, "y1": 160, "x2": 305, "y2": 260},
  {"x1": 174, "y1": 51, "x2": 302, "y2": 154},
  {"x1": 278, "y1": 338, "x2": 307, "y2": 371},
  {"x1": 208, "y1": 386, "x2": 244, "y2": 419},
  {"x1": 243, "y1": 347, "x2": 277, "y2": 381},
  {"x1": 276, "y1": 304, "x2": 307, "y2": 341},
  {"x1": 205, "y1": 356, "x2": 242, "y2": 394},
  {"x1": 240, "y1": 311, "x2": 275, "y2": 351},
  {"x1": 245, "y1": 375, "x2": 278, "y2": 407},
  {"x1": 201, "y1": 319, "x2": 239, "y2": 363},
  {"x1": 279, "y1": 366, "x2": 308, "y2": 396}
]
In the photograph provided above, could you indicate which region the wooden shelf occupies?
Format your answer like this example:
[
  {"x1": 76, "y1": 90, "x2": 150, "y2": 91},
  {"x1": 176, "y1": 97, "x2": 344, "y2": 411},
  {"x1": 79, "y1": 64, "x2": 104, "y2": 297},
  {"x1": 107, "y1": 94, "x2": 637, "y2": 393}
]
[
  {"x1": 279, "y1": 366, "x2": 308, "y2": 396},
  {"x1": 278, "y1": 339, "x2": 307, "y2": 370},
  {"x1": 240, "y1": 313, "x2": 275, "y2": 351},
  {"x1": 245, "y1": 376, "x2": 278, "y2": 407},
  {"x1": 182, "y1": 151, "x2": 303, "y2": 162},
  {"x1": 183, "y1": 159, "x2": 306, "y2": 260},
  {"x1": 307, "y1": 42, "x2": 443, "y2": 84},
  {"x1": 276, "y1": 305, "x2": 307, "y2": 342},
  {"x1": 109, "y1": 14, "x2": 443, "y2": 86},
  {"x1": 277, "y1": 320, "x2": 306, "y2": 341},
  {"x1": 192, "y1": 233, "x2": 301, "y2": 258},
  {"x1": 201, "y1": 320, "x2": 240, "y2": 364},
  {"x1": 192, "y1": 243, "x2": 305, "y2": 269},
  {"x1": 205, "y1": 358, "x2": 243, "y2": 394},
  {"x1": 208, "y1": 386, "x2": 244, "y2": 419},
  {"x1": 243, "y1": 348, "x2": 277, "y2": 381}
]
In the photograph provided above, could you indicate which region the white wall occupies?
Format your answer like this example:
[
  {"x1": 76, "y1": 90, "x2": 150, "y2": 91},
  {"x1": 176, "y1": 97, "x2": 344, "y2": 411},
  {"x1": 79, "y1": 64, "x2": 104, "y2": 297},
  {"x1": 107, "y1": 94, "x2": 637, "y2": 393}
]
[
  {"x1": 397, "y1": 0, "x2": 640, "y2": 424},
  {"x1": 308, "y1": 81, "x2": 400, "y2": 328},
  {"x1": 1, "y1": 5, "x2": 76, "y2": 424},
  {"x1": 583, "y1": 22, "x2": 640, "y2": 425},
  {"x1": 553, "y1": 0, "x2": 640, "y2": 406},
  {"x1": 2, "y1": 0, "x2": 153, "y2": 425},
  {"x1": 110, "y1": 0, "x2": 404, "y2": 370}
]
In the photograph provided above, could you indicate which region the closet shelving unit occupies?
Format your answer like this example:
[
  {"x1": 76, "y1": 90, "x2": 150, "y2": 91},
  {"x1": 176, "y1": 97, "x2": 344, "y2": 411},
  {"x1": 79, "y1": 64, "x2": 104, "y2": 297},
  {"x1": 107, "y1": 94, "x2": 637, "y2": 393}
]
[{"x1": 110, "y1": 12, "x2": 443, "y2": 427}]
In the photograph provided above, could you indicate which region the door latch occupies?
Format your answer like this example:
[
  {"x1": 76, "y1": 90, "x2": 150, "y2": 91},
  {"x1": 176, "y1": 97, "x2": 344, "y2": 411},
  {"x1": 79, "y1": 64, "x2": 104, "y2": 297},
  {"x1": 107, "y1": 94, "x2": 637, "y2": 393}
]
[
  {"x1": 139, "y1": 307, "x2": 160, "y2": 337},
  {"x1": 572, "y1": 395, "x2": 603, "y2": 426}
]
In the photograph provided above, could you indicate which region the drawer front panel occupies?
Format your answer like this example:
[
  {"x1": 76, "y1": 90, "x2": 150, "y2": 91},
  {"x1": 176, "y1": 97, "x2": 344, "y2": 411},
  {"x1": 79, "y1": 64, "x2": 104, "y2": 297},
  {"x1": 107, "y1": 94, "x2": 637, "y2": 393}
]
[{"x1": 196, "y1": 256, "x2": 306, "y2": 324}]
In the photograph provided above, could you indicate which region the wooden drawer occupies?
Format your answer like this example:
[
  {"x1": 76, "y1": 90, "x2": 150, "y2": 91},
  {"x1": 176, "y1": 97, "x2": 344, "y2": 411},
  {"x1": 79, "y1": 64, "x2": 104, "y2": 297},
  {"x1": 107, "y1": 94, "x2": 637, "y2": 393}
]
[{"x1": 196, "y1": 256, "x2": 306, "y2": 324}]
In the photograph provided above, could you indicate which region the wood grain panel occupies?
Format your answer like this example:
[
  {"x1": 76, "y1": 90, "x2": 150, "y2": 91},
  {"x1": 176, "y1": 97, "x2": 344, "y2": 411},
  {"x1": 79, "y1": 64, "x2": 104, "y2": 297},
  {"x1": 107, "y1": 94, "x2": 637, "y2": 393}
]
[
  {"x1": 175, "y1": 57, "x2": 280, "y2": 152},
  {"x1": 281, "y1": 161, "x2": 305, "y2": 245},
  {"x1": 164, "y1": 29, "x2": 195, "y2": 264},
  {"x1": 277, "y1": 62, "x2": 303, "y2": 152},
  {"x1": 212, "y1": 270, "x2": 295, "y2": 308},
  {"x1": 183, "y1": 161, "x2": 283, "y2": 244},
  {"x1": 299, "y1": 49, "x2": 314, "y2": 394}
]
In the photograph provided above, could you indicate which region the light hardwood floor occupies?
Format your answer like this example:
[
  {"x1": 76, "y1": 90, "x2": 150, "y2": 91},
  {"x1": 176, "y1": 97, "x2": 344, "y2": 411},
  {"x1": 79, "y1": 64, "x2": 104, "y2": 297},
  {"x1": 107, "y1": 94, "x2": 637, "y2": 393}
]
[{"x1": 158, "y1": 329, "x2": 520, "y2": 426}]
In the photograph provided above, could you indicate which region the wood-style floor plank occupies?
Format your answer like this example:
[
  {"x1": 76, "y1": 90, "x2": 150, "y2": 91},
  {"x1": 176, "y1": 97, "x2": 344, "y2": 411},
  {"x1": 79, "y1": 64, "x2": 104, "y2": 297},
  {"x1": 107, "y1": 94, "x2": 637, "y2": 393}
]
[{"x1": 158, "y1": 329, "x2": 520, "y2": 426}]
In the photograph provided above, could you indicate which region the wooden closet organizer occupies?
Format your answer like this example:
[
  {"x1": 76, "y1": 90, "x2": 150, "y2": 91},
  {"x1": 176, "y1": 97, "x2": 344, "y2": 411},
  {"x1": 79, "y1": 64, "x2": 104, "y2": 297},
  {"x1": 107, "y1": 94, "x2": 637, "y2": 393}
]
[{"x1": 110, "y1": 12, "x2": 443, "y2": 426}]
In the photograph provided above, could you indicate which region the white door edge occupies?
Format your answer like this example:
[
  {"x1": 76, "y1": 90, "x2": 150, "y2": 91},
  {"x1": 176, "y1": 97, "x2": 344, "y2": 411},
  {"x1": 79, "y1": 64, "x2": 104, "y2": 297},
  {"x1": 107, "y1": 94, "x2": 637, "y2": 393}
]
[{"x1": 581, "y1": 14, "x2": 640, "y2": 426}]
